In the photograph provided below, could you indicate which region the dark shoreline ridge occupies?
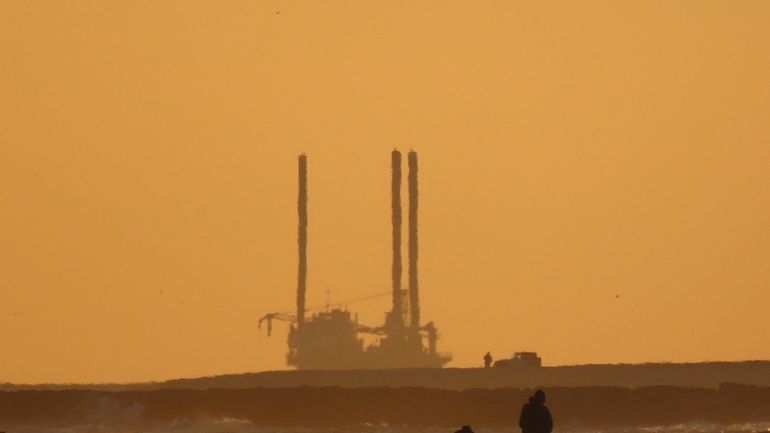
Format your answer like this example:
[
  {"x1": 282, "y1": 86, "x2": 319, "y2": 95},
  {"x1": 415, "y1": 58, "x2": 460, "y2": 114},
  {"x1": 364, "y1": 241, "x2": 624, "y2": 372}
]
[
  {"x1": 1, "y1": 383, "x2": 770, "y2": 427},
  {"x1": 5, "y1": 361, "x2": 770, "y2": 392},
  {"x1": 163, "y1": 361, "x2": 770, "y2": 390}
]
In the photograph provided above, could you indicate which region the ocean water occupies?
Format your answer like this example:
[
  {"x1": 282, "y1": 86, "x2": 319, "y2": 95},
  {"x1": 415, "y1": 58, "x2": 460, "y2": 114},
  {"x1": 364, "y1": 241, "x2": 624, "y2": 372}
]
[{"x1": 3, "y1": 421, "x2": 770, "y2": 433}]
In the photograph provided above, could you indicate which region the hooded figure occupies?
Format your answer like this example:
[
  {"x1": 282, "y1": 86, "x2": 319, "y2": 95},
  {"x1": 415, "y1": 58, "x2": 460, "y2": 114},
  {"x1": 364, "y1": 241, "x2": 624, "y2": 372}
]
[{"x1": 518, "y1": 390, "x2": 553, "y2": 433}]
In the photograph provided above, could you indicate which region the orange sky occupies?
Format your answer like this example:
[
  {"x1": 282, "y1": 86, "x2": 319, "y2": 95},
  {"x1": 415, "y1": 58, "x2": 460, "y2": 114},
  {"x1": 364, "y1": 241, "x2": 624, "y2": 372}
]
[{"x1": 1, "y1": 1, "x2": 769, "y2": 384}]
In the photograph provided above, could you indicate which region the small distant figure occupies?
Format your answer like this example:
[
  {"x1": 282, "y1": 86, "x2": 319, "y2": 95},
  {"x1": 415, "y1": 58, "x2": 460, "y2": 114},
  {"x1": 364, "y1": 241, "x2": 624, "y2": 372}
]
[
  {"x1": 484, "y1": 352, "x2": 493, "y2": 368},
  {"x1": 518, "y1": 390, "x2": 552, "y2": 433},
  {"x1": 455, "y1": 425, "x2": 474, "y2": 433}
]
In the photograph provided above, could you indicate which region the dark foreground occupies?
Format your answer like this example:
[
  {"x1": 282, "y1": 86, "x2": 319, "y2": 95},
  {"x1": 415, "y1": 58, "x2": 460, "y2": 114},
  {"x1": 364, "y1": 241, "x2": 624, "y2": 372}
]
[{"x1": 2, "y1": 383, "x2": 770, "y2": 427}]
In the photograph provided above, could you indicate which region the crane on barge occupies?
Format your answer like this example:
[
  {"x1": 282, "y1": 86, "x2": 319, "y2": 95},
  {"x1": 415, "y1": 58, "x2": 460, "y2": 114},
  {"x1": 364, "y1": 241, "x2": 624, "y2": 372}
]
[{"x1": 259, "y1": 150, "x2": 451, "y2": 370}]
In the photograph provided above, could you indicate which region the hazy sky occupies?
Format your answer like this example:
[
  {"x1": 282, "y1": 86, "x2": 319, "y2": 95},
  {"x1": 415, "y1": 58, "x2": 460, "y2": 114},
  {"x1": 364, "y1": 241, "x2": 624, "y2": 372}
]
[{"x1": 1, "y1": 1, "x2": 769, "y2": 384}]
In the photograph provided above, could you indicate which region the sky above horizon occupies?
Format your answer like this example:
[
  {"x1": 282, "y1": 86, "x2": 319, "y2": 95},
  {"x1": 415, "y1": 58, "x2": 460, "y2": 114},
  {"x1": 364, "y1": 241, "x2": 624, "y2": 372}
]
[{"x1": 1, "y1": 1, "x2": 769, "y2": 384}]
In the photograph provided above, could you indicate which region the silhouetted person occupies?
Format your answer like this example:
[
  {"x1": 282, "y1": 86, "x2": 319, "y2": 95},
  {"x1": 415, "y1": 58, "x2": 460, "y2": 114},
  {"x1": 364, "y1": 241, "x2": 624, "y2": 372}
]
[
  {"x1": 484, "y1": 352, "x2": 493, "y2": 368},
  {"x1": 455, "y1": 425, "x2": 474, "y2": 433},
  {"x1": 519, "y1": 390, "x2": 552, "y2": 433}
]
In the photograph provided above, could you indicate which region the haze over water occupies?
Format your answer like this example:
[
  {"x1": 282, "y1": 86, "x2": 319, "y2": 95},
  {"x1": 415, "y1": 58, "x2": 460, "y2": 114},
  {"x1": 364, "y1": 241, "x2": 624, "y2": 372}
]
[{"x1": 2, "y1": 1, "x2": 769, "y2": 384}]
